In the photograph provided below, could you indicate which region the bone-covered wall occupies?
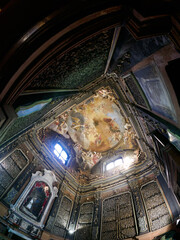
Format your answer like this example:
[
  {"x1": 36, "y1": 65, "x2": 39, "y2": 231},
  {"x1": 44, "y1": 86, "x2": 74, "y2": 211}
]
[
  {"x1": 101, "y1": 192, "x2": 136, "y2": 240},
  {"x1": 0, "y1": 150, "x2": 28, "y2": 198},
  {"x1": 141, "y1": 181, "x2": 172, "y2": 231},
  {"x1": 75, "y1": 202, "x2": 94, "y2": 240},
  {"x1": 0, "y1": 144, "x2": 44, "y2": 207},
  {"x1": 43, "y1": 180, "x2": 173, "y2": 239},
  {"x1": 0, "y1": 139, "x2": 176, "y2": 240},
  {"x1": 53, "y1": 196, "x2": 72, "y2": 237}
]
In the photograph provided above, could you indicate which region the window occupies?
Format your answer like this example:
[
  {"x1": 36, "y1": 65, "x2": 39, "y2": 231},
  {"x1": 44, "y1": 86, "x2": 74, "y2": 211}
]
[
  {"x1": 106, "y1": 162, "x2": 114, "y2": 171},
  {"x1": 54, "y1": 143, "x2": 68, "y2": 164},
  {"x1": 16, "y1": 99, "x2": 52, "y2": 117},
  {"x1": 114, "y1": 158, "x2": 123, "y2": 166},
  {"x1": 106, "y1": 158, "x2": 123, "y2": 171}
]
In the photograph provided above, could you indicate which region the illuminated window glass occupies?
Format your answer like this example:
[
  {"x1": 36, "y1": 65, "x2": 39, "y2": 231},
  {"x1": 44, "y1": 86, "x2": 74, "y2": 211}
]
[
  {"x1": 54, "y1": 143, "x2": 68, "y2": 164},
  {"x1": 106, "y1": 162, "x2": 114, "y2": 171},
  {"x1": 106, "y1": 158, "x2": 123, "y2": 171},
  {"x1": 114, "y1": 158, "x2": 123, "y2": 166}
]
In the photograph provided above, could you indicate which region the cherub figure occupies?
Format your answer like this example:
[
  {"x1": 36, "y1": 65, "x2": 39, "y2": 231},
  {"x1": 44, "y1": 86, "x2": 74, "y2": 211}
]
[{"x1": 96, "y1": 88, "x2": 115, "y2": 102}]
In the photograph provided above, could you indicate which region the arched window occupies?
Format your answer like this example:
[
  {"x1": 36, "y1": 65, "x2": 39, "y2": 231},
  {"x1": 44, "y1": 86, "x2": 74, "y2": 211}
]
[
  {"x1": 106, "y1": 158, "x2": 123, "y2": 171},
  {"x1": 106, "y1": 156, "x2": 134, "y2": 171},
  {"x1": 53, "y1": 143, "x2": 68, "y2": 164}
]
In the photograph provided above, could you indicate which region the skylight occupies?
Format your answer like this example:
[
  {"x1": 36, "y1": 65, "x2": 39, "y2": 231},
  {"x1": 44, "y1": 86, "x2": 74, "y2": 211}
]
[{"x1": 54, "y1": 143, "x2": 68, "y2": 164}]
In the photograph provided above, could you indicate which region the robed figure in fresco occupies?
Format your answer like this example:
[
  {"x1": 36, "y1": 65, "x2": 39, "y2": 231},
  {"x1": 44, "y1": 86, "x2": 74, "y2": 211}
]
[{"x1": 20, "y1": 181, "x2": 51, "y2": 221}]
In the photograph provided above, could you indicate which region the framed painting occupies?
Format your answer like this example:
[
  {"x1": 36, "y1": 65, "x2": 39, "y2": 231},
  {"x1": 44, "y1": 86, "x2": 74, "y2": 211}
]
[{"x1": 10, "y1": 169, "x2": 58, "y2": 228}]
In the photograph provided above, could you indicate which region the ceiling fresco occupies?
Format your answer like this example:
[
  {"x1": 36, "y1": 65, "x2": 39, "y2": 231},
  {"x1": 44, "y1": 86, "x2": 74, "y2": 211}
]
[{"x1": 45, "y1": 87, "x2": 139, "y2": 169}]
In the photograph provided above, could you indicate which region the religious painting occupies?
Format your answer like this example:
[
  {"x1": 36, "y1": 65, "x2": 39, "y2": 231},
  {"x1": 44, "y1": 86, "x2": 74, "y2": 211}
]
[
  {"x1": 9, "y1": 170, "x2": 58, "y2": 231},
  {"x1": 133, "y1": 63, "x2": 177, "y2": 122},
  {"x1": 67, "y1": 92, "x2": 124, "y2": 152},
  {"x1": 47, "y1": 88, "x2": 139, "y2": 169},
  {"x1": 20, "y1": 181, "x2": 51, "y2": 221}
]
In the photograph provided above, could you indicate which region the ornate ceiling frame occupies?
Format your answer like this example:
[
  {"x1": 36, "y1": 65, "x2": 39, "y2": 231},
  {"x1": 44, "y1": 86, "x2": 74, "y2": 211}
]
[{"x1": 25, "y1": 75, "x2": 157, "y2": 190}]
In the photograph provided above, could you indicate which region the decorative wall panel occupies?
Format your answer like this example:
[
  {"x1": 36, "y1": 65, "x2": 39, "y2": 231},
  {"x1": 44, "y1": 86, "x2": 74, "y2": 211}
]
[
  {"x1": 0, "y1": 165, "x2": 13, "y2": 188},
  {"x1": 124, "y1": 74, "x2": 148, "y2": 108},
  {"x1": 45, "y1": 216, "x2": 55, "y2": 231},
  {"x1": 10, "y1": 151, "x2": 28, "y2": 169},
  {"x1": 2, "y1": 157, "x2": 41, "y2": 206},
  {"x1": 1, "y1": 156, "x2": 21, "y2": 178},
  {"x1": 141, "y1": 181, "x2": 171, "y2": 231},
  {"x1": 75, "y1": 202, "x2": 94, "y2": 240},
  {"x1": 3, "y1": 187, "x2": 18, "y2": 205},
  {"x1": 0, "y1": 149, "x2": 28, "y2": 198},
  {"x1": 45, "y1": 189, "x2": 63, "y2": 231},
  {"x1": 53, "y1": 196, "x2": 72, "y2": 237},
  {"x1": 101, "y1": 192, "x2": 136, "y2": 240},
  {"x1": 91, "y1": 196, "x2": 101, "y2": 240},
  {"x1": 131, "y1": 188, "x2": 148, "y2": 234}
]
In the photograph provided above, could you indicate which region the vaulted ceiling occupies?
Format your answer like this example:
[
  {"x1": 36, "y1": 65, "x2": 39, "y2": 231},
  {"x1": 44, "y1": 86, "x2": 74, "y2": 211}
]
[
  {"x1": 0, "y1": 2, "x2": 180, "y2": 240},
  {"x1": 0, "y1": 0, "x2": 179, "y2": 180}
]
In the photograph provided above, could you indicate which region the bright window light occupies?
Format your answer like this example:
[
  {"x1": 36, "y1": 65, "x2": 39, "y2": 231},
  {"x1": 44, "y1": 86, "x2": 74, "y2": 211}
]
[
  {"x1": 54, "y1": 143, "x2": 68, "y2": 164},
  {"x1": 114, "y1": 158, "x2": 123, "y2": 166},
  {"x1": 55, "y1": 143, "x2": 62, "y2": 152},
  {"x1": 123, "y1": 156, "x2": 133, "y2": 169},
  {"x1": 60, "y1": 157, "x2": 65, "y2": 164},
  {"x1": 106, "y1": 156, "x2": 134, "y2": 171},
  {"x1": 61, "y1": 150, "x2": 68, "y2": 160},
  {"x1": 69, "y1": 229, "x2": 75, "y2": 234},
  {"x1": 106, "y1": 162, "x2": 114, "y2": 171},
  {"x1": 54, "y1": 149, "x2": 59, "y2": 157}
]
